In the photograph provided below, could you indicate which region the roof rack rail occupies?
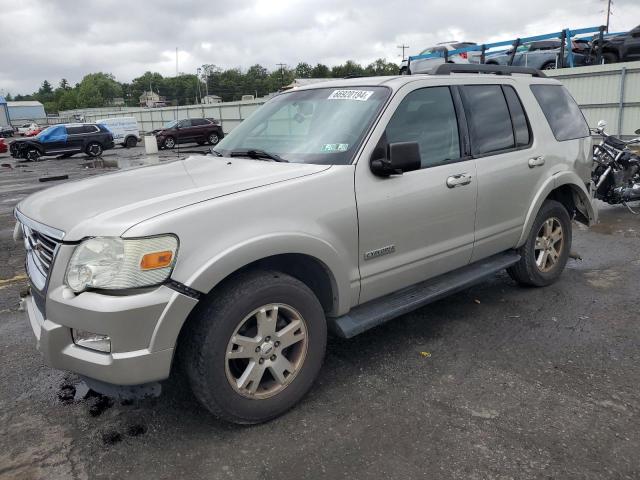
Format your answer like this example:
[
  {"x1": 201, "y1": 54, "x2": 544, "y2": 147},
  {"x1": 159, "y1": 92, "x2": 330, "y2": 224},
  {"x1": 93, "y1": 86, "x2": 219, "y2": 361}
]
[{"x1": 429, "y1": 64, "x2": 547, "y2": 78}]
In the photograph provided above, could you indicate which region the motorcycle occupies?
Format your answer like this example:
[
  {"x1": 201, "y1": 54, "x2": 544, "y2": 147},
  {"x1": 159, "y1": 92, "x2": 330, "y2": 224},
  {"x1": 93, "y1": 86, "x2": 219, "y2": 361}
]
[{"x1": 591, "y1": 120, "x2": 640, "y2": 214}]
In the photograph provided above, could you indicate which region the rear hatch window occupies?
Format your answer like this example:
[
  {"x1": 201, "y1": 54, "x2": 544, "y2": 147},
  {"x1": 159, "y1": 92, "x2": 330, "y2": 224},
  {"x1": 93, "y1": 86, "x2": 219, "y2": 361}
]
[{"x1": 530, "y1": 84, "x2": 589, "y2": 141}]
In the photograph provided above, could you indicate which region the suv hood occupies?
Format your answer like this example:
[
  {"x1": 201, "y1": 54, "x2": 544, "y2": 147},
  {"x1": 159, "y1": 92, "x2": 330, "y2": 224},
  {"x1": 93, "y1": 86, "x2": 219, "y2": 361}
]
[{"x1": 17, "y1": 155, "x2": 330, "y2": 240}]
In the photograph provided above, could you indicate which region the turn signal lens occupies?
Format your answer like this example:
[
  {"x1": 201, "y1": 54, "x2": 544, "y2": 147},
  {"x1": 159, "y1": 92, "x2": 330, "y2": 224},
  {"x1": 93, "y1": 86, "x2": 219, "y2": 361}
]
[{"x1": 140, "y1": 251, "x2": 173, "y2": 270}]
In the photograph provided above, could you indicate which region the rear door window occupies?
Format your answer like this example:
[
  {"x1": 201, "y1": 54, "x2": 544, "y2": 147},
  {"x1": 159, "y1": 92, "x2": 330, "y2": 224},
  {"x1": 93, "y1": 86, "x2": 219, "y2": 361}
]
[
  {"x1": 460, "y1": 85, "x2": 514, "y2": 155},
  {"x1": 191, "y1": 118, "x2": 210, "y2": 126},
  {"x1": 503, "y1": 86, "x2": 531, "y2": 147},
  {"x1": 82, "y1": 125, "x2": 99, "y2": 134},
  {"x1": 530, "y1": 84, "x2": 589, "y2": 141},
  {"x1": 66, "y1": 126, "x2": 84, "y2": 135}
]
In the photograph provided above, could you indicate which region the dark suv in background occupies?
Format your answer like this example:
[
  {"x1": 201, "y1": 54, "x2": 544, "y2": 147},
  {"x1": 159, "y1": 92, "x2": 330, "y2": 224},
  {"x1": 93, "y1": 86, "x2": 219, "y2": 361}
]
[
  {"x1": 154, "y1": 118, "x2": 224, "y2": 149},
  {"x1": 594, "y1": 25, "x2": 640, "y2": 63},
  {"x1": 10, "y1": 123, "x2": 114, "y2": 161}
]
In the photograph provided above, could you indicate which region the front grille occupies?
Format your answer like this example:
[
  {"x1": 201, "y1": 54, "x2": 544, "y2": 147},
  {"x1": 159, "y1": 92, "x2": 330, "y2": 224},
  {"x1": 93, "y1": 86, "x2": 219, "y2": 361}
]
[
  {"x1": 15, "y1": 211, "x2": 65, "y2": 292},
  {"x1": 23, "y1": 224, "x2": 59, "y2": 279}
]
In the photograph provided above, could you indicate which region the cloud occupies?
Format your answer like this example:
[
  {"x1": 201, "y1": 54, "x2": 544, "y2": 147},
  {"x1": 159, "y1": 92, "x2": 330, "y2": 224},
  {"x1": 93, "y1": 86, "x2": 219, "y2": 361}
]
[{"x1": 1, "y1": 0, "x2": 638, "y2": 95}]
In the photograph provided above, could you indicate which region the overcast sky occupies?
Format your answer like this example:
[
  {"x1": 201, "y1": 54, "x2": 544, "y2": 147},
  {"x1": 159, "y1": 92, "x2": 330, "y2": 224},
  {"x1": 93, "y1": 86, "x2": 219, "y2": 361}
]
[{"x1": 1, "y1": 0, "x2": 639, "y2": 95}]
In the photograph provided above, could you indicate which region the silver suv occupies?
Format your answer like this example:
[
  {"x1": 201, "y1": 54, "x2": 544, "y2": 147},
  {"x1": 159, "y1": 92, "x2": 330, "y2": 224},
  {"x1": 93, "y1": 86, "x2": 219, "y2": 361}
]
[{"x1": 15, "y1": 65, "x2": 596, "y2": 424}]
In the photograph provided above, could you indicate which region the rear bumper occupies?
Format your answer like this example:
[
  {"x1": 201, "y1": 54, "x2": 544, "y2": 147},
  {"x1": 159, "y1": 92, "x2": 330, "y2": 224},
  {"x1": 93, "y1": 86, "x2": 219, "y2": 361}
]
[{"x1": 23, "y1": 284, "x2": 198, "y2": 385}]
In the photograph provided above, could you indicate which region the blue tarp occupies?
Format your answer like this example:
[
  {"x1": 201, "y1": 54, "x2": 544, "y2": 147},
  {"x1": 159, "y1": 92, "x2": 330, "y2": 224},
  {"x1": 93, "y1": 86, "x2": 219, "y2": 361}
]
[{"x1": 36, "y1": 125, "x2": 67, "y2": 143}]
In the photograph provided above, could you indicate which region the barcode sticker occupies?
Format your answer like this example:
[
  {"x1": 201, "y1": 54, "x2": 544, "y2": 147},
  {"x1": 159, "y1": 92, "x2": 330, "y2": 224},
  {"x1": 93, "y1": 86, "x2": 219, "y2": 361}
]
[{"x1": 327, "y1": 90, "x2": 374, "y2": 101}]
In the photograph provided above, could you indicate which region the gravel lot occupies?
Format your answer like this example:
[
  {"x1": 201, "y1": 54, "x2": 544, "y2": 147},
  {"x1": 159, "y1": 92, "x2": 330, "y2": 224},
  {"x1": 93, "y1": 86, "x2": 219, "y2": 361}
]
[{"x1": 1, "y1": 144, "x2": 639, "y2": 480}]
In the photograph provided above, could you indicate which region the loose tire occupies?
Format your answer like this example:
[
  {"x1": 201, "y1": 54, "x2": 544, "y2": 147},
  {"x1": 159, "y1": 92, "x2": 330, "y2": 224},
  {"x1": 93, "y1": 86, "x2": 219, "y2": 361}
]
[
  {"x1": 207, "y1": 133, "x2": 219, "y2": 145},
  {"x1": 125, "y1": 136, "x2": 137, "y2": 148},
  {"x1": 163, "y1": 136, "x2": 176, "y2": 149},
  {"x1": 85, "y1": 142, "x2": 103, "y2": 157},
  {"x1": 508, "y1": 200, "x2": 572, "y2": 287},
  {"x1": 183, "y1": 270, "x2": 327, "y2": 424}
]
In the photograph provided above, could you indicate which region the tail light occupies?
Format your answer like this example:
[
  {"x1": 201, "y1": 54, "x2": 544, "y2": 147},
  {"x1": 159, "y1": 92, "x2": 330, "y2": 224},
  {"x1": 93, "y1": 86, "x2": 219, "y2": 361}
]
[{"x1": 459, "y1": 52, "x2": 468, "y2": 59}]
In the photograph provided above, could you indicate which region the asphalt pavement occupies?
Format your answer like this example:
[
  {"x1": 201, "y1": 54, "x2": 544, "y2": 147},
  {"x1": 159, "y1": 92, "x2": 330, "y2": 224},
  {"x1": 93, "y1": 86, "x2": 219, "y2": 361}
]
[{"x1": 0, "y1": 145, "x2": 639, "y2": 480}]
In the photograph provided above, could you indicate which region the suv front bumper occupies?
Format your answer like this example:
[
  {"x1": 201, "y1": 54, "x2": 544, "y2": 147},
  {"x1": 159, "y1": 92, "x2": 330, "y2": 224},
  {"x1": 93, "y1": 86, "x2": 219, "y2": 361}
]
[{"x1": 23, "y1": 284, "x2": 198, "y2": 386}]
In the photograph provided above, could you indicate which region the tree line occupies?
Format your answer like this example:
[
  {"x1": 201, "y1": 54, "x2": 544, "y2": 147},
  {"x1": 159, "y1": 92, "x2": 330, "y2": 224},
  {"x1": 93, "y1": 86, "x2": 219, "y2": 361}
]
[{"x1": 5, "y1": 59, "x2": 399, "y2": 113}]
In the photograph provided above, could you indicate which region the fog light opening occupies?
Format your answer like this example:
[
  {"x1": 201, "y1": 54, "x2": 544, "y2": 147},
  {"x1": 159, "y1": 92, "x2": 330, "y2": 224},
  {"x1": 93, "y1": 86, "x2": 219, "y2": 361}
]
[{"x1": 72, "y1": 329, "x2": 111, "y2": 353}]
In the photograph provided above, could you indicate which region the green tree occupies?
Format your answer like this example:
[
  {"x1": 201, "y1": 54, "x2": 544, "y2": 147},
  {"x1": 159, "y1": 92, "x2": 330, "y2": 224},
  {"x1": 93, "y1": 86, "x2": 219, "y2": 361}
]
[
  {"x1": 365, "y1": 58, "x2": 400, "y2": 76},
  {"x1": 77, "y1": 82, "x2": 103, "y2": 108},
  {"x1": 311, "y1": 63, "x2": 330, "y2": 77},
  {"x1": 294, "y1": 62, "x2": 313, "y2": 78},
  {"x1": 58, "y1": 78, "x2": 71, "y2": 90}
]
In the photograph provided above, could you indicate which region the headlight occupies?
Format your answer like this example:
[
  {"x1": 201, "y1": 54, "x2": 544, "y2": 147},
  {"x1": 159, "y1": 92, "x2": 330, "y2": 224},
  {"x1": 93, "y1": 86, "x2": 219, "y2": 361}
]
[{"x1": 66, "y1": 235, "x2": 178, "y2": 293}]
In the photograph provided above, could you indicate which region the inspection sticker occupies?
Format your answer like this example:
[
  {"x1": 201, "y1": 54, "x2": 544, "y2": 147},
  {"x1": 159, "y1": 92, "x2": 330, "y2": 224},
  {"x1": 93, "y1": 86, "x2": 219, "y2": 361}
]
[
  {"x1": 327, "y1": 89, "x2": 374, "y2": 101},
  {"x1": 321, "y1": 143, "x2": 349, "y2": 152}
]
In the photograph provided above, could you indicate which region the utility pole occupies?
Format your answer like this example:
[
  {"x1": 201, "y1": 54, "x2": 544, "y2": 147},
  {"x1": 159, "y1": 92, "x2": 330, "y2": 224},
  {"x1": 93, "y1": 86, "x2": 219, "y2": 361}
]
[
  {"x1": 605, "y1": 0, "x2": 612, "y2": 32},
  {"x1": 276, "y1": 63, "x2": 286, "y2": 88},
  {"x1": 397, "y1": 44, "x2": 410, "y2": 61}
]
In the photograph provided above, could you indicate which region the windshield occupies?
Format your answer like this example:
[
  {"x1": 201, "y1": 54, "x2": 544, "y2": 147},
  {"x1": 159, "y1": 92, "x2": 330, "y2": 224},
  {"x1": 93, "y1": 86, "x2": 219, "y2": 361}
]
[
  {"x1": 163, "y1": 120, "x2": 178, "y2": 129},
  {"x1": 35, "y1": 125, "x2": 55, "y2": 139},
  {"x1": 215, "y1": 86, "x2": 390, "y2": 165}
]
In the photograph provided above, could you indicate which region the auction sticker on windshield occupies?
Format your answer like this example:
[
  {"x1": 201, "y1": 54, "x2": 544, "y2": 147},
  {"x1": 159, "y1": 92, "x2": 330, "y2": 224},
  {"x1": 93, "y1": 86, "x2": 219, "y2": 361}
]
[{"x1": 328, "y1": 90, "x2": 374, "y2": 101}]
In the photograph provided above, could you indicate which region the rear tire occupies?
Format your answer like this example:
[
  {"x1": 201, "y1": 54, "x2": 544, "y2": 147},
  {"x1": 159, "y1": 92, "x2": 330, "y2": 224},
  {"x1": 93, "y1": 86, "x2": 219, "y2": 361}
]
[
  {"x1": 125, "y1": 136, "x2": 137, "y2": 148},
  {"x1": 508, "y1": 200, "x2": 571, "y2": 287},
  {"x1": 182, "y1": 270, "x2": 327, "y2": 424}
]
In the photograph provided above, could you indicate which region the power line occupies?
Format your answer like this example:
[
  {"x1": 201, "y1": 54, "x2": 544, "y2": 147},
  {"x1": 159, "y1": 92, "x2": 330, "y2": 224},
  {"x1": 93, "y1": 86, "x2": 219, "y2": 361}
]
[{"x1": 397, "y1": 44, "x2": 410, "y2": 61}]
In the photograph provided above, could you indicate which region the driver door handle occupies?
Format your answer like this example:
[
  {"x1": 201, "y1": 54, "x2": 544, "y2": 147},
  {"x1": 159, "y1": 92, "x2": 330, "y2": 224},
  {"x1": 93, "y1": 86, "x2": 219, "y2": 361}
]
[
  {"x1": 528, "y1": 156, "x2": 545, "y2": 168},
  {"x1": 446, "y1": 173, "x2": 472, "y2": 188}
]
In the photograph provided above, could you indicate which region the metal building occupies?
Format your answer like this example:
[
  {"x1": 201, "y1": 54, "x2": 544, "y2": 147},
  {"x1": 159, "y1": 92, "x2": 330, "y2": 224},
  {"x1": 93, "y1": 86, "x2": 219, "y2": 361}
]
[
  {"x1": 7, "y1": 101, "x2": 46, "y2": 122},
  {"x1": 0, "y1": 96, "x2": 10, "y2": 126}
]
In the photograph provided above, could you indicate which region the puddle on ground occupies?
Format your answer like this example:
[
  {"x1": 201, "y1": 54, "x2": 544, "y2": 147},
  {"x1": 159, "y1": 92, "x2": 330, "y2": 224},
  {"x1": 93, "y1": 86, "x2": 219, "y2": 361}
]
[
  {"x1": 583, "y1": 269, "x2": 622, "y2": 288},
  {"x1": 588, "y1": 204, "x2": 640, "y2": 238}
]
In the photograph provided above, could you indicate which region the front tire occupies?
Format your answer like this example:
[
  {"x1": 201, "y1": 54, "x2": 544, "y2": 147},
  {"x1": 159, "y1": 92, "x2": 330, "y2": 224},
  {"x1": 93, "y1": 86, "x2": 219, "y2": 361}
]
[
  {"x1": 163, "y1": 136, "x2": 176, "y2": 149},
  {"x1": 602, "y1": 52, "x2": 618, "y2": 64},
  {"x1": 508, "y1": 200, "x2": 572, "y2": 287},
  {"x1": 207, "y1": 133, "x2": 219, "y2": 145},
  {"x1": 183, "y1": 270, "x2": 327, "y2": 424},
  {"x1": 541, "y1": 61, "x2": 557, "y2": 70},
  {"x1": 85, "y1": 142, "x2": 103, "y2": 157},
  {"x1": 26, "y1": 149, "x2": 41, "y2": 162}
]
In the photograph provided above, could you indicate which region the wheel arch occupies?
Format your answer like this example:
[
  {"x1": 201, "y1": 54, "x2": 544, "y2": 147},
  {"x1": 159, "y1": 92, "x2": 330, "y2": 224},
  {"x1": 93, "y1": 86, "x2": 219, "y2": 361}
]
[
  {"x1": 516, "y1": 172, "x2": 597, "y2": 247},
  {"x1": 182, "y1": 234, "x2": 353, "y2": 317}
]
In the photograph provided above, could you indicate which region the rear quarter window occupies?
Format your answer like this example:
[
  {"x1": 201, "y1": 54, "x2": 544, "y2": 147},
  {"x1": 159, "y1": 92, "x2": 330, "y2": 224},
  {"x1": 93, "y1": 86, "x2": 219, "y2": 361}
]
[{"x1": 530, "y1": 84, "x2": 589, "y2": 141}]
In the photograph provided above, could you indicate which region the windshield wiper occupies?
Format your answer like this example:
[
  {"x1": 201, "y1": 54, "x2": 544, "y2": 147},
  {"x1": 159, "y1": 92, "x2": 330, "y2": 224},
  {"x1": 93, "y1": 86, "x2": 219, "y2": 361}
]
[
  {"x1": 229, "y1": 148, "x2": 288, "y2": 162},
  {"x1": 209, "y1": 148, "x2": 223, "y2": 156}
]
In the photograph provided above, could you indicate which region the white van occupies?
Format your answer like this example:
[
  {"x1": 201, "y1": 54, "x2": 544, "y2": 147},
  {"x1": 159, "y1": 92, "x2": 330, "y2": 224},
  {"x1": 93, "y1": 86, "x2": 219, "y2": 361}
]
[{"x1": 96, "y1": 117, "x2": 140, "y2": 148}]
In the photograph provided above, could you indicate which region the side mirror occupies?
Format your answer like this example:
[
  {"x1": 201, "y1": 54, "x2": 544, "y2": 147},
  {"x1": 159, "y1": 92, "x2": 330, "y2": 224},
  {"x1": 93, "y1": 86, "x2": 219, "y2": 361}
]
[
  {"x1": 635, "y1": 128, "x2": 640, "y2": 135},
  {"x1": 370, "y1": 142, "x2": 421, "y2": 176}
]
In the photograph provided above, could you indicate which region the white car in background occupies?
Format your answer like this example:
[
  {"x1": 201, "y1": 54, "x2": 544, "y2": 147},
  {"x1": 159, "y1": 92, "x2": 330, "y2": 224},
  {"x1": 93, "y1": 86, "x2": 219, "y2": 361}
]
[
  {"x1": 400, "y1": 41, "x2": 481, "y2": 74},
  {"x1": 96, "y1": 117, "x2": 140, "y2": 148},
  {"x1": 17, "y1": 123, "x2": 38, "y2": 136}
]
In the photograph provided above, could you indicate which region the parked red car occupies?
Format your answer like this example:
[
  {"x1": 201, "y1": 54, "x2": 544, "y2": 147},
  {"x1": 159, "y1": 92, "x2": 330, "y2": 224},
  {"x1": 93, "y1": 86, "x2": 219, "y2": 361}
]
[
  {"x1": 25, "y1": 127, "x2": 44, "y2": 137},
  {"x1": 0, "y1": 137, "x2": 8, "y2": 154}
]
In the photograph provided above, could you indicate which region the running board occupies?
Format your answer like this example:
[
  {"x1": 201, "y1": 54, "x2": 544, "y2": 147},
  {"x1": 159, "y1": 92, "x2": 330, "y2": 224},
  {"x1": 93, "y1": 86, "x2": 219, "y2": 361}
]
[{"x1": 329, "y1": 251, "x2": 521, "y2": 338}]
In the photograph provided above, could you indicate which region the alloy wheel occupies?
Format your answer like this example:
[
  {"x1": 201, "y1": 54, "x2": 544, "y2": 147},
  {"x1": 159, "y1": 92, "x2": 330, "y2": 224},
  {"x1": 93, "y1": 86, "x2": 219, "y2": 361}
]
[
  {"x1": 535, "y1": 217, "x2": 563, "y2": 272},
  {"x1": 225, "y1": 303, "x2": 308, "y2": 399}
]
